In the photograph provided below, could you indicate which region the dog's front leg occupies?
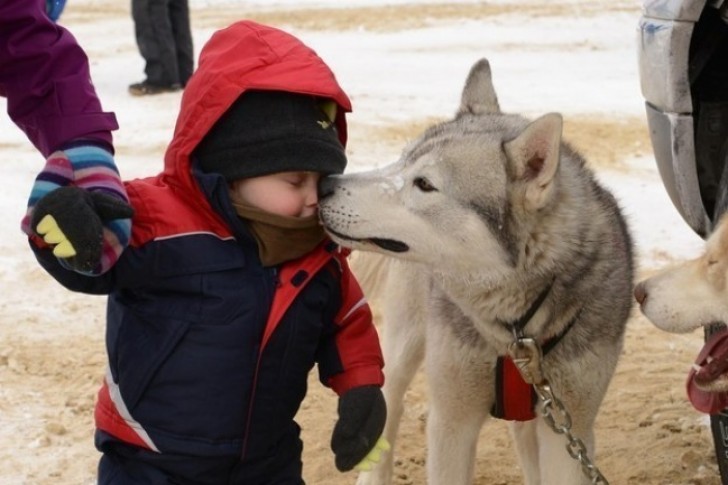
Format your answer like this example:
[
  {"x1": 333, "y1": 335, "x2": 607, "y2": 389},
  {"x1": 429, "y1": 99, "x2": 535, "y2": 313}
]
[
  {"x1": 510, "y1": 408, "x2": 595, "y2": 485},
  {"x1": 535, "y1": 368, "x2": 602, "y2": 485},
  {"x1": 357, "y1": 269, "x2": 427, "y2": 485},
  {"x1": 510, "y1": 421, "x2": 540, "y2": 484},
  {"x1": 537, "y1": 417, "x2": 594, "y2": 485},
  {"x1": 424, "y1": 324, "x2": 493, "y2": 485}
]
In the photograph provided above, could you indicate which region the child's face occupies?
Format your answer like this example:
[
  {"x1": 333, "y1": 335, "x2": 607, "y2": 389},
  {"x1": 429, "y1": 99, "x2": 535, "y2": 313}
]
[{"x1": 229, "y1": 171, "x2": 322, "y2": 218}]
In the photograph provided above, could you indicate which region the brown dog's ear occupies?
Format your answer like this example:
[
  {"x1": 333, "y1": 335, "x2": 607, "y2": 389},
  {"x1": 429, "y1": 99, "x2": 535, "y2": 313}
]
[
  {"x1": 458, "y1": 58, "x2": 500, "y2": 116},
  {"x1": 504, "y1": 113, "x2": 562, "y2": 211}
]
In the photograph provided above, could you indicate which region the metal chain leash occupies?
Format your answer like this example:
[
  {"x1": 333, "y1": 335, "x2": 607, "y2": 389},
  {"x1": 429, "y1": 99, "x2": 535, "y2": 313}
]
[{"x1": 508, "y1": 337, "x2": 609, "y2": 485}]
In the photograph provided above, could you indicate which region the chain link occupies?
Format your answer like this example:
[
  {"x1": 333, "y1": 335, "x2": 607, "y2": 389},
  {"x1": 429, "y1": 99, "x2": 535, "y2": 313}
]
[{"x1": 508, "y1": 338, "x2": 609, "y2": 485}]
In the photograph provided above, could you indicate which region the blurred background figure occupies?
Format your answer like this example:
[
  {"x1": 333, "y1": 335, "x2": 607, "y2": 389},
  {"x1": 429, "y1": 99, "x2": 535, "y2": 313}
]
[
  {"x1": 45, "y1": 0, "x2": 66, "y2": 21},
  {"x1": 129, "y1": 0, "x2": 194, "y2": 96}
]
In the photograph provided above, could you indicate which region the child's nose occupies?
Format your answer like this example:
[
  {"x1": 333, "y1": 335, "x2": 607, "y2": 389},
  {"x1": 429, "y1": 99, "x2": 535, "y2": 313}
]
[{"x1": 306, "y1": 188, "x2": 319, "y2": 206}]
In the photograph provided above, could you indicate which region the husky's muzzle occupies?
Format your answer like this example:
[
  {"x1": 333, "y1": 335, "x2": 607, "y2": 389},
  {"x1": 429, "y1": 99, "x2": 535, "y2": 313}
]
[{"x1": 318, "y1": 177, "x2": 410, "y2": 253}]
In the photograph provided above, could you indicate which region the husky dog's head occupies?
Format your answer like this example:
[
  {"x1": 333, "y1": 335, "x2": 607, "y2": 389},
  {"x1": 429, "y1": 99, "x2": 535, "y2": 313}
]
[
  {"x1": 635, "y1": 214, "x2": 728, "y2": 334},
  {"x1": 319, "y1": 59, "x2": 565, "y2": 278},
  {"x1": 635, "y1": 215, "x2": 728, "y2": 399}
]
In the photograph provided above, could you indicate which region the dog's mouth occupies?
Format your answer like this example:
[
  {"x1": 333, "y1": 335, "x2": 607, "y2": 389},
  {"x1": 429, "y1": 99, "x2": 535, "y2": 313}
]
[
  {"x1": 692, "y1": 328, "x2": 728, "y2": 390},
  {"x1": 687, "y1": 326, "x2": 728, "y2": 414},
  {"x1": 325, "y1": 228, "x2": 409, "y2": 253}
]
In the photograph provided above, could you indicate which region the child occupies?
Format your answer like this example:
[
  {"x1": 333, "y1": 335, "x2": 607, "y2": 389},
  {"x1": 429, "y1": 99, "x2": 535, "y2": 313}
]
[{"x1": 28, "y1": 20, "x2": 386, "y2": 484}]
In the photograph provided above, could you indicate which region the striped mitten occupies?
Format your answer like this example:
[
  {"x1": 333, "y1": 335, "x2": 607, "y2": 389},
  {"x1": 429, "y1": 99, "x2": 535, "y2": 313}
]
[{"x1": 21, "y1": 142, "x2": 133, "y2": 275}]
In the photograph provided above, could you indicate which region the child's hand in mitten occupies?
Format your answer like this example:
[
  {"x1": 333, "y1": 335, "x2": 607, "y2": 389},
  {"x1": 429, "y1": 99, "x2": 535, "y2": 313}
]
[
  {"x1": 31, "y1": 186, "x2": 133, "y2": 273},
  {"x1": 21, "y1": 144, "x2": 132, "y2": 275},
  {"x1": 330, "y1": 385, "x2": 387, "y2": 472}
]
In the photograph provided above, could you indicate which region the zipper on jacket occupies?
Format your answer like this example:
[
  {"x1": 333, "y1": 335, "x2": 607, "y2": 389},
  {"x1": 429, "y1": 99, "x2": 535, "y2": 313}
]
[
  {"x1": 240, "y1": 265, "x2": 279, "y2": 460},
  {"x1": 271, "y1": 267, "x2": 280, "y2": 287}
]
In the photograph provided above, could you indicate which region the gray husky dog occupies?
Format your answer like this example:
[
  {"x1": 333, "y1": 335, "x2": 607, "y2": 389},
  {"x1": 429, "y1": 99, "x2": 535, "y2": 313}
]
[{"x1": 318, "y1": 59, "x2": 634, "y2": 485}]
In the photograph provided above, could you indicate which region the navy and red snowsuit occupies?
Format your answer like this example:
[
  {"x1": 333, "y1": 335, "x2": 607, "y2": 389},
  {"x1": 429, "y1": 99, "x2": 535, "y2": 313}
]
[{"x1": 30, "y1": 21, "x2": 384, "y2": 484}]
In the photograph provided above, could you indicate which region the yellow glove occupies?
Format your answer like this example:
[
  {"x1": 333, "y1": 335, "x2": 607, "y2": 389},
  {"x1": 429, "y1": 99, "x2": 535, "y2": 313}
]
[
  {"x1": 36, "y1": 215, "x2": 77, "y2": 258},
  {"x1": 354, "y1": 437, "x2": 391, "y2": 472}
]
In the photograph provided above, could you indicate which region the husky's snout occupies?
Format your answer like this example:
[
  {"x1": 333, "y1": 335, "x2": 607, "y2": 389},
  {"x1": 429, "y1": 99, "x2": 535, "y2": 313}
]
[{"x1": 318, "y1": 174, "x2": 411, "y2": 254}]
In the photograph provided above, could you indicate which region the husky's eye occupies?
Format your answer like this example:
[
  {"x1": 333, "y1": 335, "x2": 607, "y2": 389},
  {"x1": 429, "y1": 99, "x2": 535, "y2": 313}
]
[{"x1": 414, "y1": 177, "x2": 437, "y2": 192}]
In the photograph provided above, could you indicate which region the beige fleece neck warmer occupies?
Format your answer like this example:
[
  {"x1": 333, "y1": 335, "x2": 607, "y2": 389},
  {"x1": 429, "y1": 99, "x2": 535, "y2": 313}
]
[{"x1": 231, "y1": 200, "x2": 325, "y2": 267}]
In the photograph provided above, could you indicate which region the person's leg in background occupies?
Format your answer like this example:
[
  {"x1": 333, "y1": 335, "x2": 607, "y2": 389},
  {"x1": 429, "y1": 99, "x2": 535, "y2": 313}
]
[
  {"x1": 169, "y1": 0, "x2": 193, "y2": 87},
  {"x1": 129, "y1": 0, "x2": 183, "y2": 95}
]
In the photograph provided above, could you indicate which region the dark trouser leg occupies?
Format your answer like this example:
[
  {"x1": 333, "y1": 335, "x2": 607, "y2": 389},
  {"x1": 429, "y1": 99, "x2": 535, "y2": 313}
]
[
  {"x1": 97, "y1": 431, "x2": 239, "y2": 485},
  {"x1": 131, "y1": 0, "x2": 180, "y2": 86},
  {"x1": 230, "y1": 429, "x2": 305, "y2": 485},
  {"x1": 96, "y1": 431, "x2": 170, "y2": 484},
  {"x1": 95, "y1": 428, "x2": 305, "y2": 484},
  {"x1": 169, "y1": 0, "x2": 194, "y2": 86}
]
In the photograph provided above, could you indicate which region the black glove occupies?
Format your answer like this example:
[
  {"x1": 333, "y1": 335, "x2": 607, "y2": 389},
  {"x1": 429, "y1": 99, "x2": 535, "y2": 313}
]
[
  {"x1": 30, "y1": 186, "x2": 134, "y2": 272},
  {"x1": 331, "y1": 385, "x2": 387, "y2": 472}
]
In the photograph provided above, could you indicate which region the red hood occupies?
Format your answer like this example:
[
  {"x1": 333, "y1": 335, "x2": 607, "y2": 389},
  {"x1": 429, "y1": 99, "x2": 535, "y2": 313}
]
[{"x1": 162, "y1": 20, "x2": 352, "y2": 193}]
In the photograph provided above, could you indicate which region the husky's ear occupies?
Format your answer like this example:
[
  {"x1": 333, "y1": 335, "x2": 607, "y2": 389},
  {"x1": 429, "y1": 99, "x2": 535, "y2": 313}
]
[
  {"x1": 457, "y1": 59, "x2": 501, "y2": 115},
  {"x1": 505, "y1": 113, "x2": 562, "y2": 210}
]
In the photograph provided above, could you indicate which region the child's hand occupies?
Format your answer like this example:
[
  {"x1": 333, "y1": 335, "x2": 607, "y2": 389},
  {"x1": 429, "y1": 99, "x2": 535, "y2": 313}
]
[
  {"x1": 330, "y1": 385, "x2": 387, "y2": 472},
  {"x1": 31, "y1": 186, "x2": 133, "y2": 273},
  {"x1": 22, "y1": 145, "x2": 133, "y2": 275}
]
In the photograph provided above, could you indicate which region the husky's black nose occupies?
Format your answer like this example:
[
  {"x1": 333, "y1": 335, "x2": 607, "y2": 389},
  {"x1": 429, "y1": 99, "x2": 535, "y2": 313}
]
[{"x1": 318, "y1": 176, "x2": 338, "y2": 200}]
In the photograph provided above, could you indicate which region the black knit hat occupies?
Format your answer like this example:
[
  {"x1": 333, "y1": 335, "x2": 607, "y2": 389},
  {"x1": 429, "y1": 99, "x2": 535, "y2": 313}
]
[{"x1": 194, "y1": 90, "x2": 347, "y2": 180}]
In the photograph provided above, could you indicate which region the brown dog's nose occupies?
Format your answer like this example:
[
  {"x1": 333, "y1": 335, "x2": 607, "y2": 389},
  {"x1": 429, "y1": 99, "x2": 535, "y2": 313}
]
[{"x1": 633, "y1": 282, "x2": 647, "y2": 305}]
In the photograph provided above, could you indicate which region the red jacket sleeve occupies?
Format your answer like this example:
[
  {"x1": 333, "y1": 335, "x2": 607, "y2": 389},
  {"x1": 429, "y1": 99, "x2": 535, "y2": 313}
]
[
  {"x1": 0, "y1": 0, "x2": 118, "y2": 156},
  {"x1": 326, "y1": 255, "x2": 385, "y2": 395}
]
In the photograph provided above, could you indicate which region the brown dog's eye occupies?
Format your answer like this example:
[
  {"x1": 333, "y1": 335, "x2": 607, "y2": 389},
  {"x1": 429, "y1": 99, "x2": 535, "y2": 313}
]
[{"x1": 414, "y1": 177, "x2": 437, "y2": 192}]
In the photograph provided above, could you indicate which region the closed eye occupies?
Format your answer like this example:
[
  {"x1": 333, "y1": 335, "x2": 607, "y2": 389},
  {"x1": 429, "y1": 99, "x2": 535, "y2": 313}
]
[
  {"x1": 281, "y1": 175, "x2": 304, "y2": 186},
  {"x1": 414, "y1": 177, "x2": 437, "y2": 192}
]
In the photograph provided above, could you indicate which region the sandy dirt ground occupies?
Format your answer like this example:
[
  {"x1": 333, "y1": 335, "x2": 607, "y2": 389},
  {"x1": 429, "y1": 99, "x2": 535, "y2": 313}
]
[{"x1": 0, "y1": 1, "x2": 723, "y2": 484}]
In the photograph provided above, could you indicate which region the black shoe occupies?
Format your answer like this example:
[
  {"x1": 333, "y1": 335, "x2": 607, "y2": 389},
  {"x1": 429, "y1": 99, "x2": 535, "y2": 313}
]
[{"x1": 128, "y1": 81, "x2": 182, "y2": 96}]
